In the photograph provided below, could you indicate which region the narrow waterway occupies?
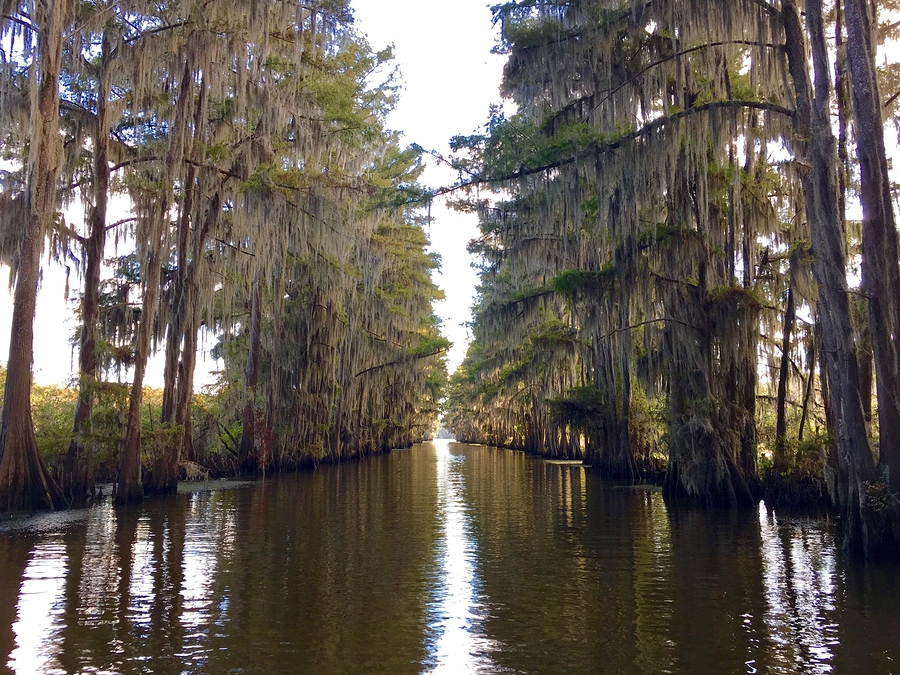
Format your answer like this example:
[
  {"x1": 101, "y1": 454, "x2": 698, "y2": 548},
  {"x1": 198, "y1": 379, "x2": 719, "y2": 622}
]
[{"x1": 1, "y1": 441, "x2": 898, "y2": 674}]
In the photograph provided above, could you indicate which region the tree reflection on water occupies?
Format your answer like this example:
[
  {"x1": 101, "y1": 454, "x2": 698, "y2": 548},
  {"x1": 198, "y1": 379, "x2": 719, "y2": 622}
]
[{"x1": 1, "y1": 443, "x2": 898, "y2": 674}]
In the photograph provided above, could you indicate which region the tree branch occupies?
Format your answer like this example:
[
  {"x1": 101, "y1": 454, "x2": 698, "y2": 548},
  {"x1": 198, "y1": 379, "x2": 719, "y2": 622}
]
[
  {"x1": 599, "y1": 317, "x2": 701, "y2": 340},
  {"x1": 124, "y1": 20, "x2": 191, "y2": 45},
  {"x1": 1, "y1": 13, "x2": 37, "y2": 33},
  {"x1": 105, "y1": 217, "x2": 137, "y2": 232},
  {"x1": 431, "y1": 100, "x2": 794, "y2": 200},
  {"x1": 215, "y1": 239, "x2": 255, "y2": 257},
  {"x1": 580, "y1": 41, "x2": 784, "y2": 125},
  {"x1": 355, "y1": 347, "x2": 448, "y2": 378}
]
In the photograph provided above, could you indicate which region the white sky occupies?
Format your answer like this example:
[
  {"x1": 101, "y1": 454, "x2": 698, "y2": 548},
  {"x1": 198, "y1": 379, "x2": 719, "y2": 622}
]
[
  {"x1": 351, "y1": 0, "x2": 504, "y2": 372},
  {"x1": 0, "y1": 1, "x2": 504, "y2": 387}
]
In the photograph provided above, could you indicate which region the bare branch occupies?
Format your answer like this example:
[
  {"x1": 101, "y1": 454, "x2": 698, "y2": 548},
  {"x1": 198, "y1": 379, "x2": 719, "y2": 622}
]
[
  {"x1": 355, "y1": 347, "x2": 449, "y2": 378},
  {"x1": 599, "y1": 317, "x2": 701, "y2": 341},
  {"x1": 214, "y1": 239, "x2": 256, "y2": 257},
  {"x1": 1, "y1": 13, "x2": 37, "y2": 33},
  {"x1": 430, "y1": 100, "x2": 794, "y2": 201}
]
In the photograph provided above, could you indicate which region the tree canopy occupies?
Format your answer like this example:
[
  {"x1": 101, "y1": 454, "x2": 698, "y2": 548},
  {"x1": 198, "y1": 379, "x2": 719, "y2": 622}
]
[
  {"x1": 0, "y1": 0, "x2": 447, "y2": 508},
  {"x1": 442, "y1": 0, "x2": 900, "y2": 556}
]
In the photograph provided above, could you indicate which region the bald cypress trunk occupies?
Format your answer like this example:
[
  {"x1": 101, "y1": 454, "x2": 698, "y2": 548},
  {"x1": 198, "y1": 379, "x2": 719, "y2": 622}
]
[
  {"x1": 176, "y1": 188, "x2": 217, "y2": 466},
  {"x1": 0, "y1": 0, "x2": 68, "y2": 512},
  {"x1": 238, "y1": 282, "x2": 262, "y2": 473},
  {"x1": 844, "y1": 0, "x2": 900, "y2": 505},
  {"x1": 784, "y1": 0, "x2": 876, "y2": 553},
  {"x1": 175, "y1": 297, "x2": 200, "y2": 463},
  {"x1": 774, "y1": 285, "x2": 796, "y2": 471},
  {"x1": 115, "y1": 242, "x2": 164, "y2": 506},
  {"x1": 64, "y1": 30, "x2": 113, "y2": 505},
  {"x1": 146, "y1": 163, "x2": 197, "y2": 496}
]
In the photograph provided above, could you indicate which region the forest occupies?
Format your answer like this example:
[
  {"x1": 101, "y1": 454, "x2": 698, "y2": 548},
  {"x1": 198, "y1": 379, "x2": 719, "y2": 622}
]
[
  {"x1": 0, "y1": 1, "x2": 447, "y2": 510},
  {"x1": 2, "y1": 0, "x2": 900, "y2": 561},
  {"x1": 441, "y1": 0, "x2": 900, "y2": 557}
]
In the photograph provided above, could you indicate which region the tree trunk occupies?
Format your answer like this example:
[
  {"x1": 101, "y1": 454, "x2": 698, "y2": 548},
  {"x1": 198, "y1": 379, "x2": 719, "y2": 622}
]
[
  {"x1": 175, "y1": 298, "x2": 200, "y2": 464},
  {"x1": 143, "y1": 63, "x2": 209, "y2": 495},
  {"x1": 739, "y1": 345, "x2": 759, "y2": 481},
  {"x1": 619, "y1": 350, "x2": 635, "y2": 479},
  {"x1": 798, "y1": 330, "x2": 816, "y2": 442},
  {"x1": 175, "y1": 189, "x2": 217, "y2": 465},
  {"x1": 660, "y1": 152, "x2": 753, "y2": 508},
  {"x1": 116, "y1": 56, "x2": 192, "y2": 507},
  {"x1": 146, "y1": 164, "x2": 197, "y2": 496},
  {"x1": 774, "y1": 285, "x2": 796, "y2": 470},
  {"x1": 238, "y1": 282, "x2": 262, "y2": 472},
  {"x1": 785, "y1": 0, "x2": 875, "y2": 553},
  {"x1": 63, "y1": 30, "x2": 112, "y2": 505},
  {"x1": 844, "y1": 0, "x2": 900, "y2": 499},
  {"x1": 0, "y1": 0, "x2": 68, "y2": 512},
  {"x1": 115, "y1": 239, "x2": 164, "y2": 506},
  {"x1": 159, "y1": 314, "x2": 182, "y2": 425}
]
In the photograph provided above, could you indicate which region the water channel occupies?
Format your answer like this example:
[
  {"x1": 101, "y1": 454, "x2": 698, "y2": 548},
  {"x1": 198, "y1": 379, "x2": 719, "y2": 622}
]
[{"x1": 1, "y1": 440, "x2": 898, "y2": 674}]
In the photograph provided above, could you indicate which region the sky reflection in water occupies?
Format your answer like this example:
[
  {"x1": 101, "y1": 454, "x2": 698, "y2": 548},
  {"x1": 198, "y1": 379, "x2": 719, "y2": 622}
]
[
  {"x1": 1, "y1": 443, "x2": 899, "y2": 674},
  {"x1": 425, "y1": 442, "x2": 498, "y2": 673}
]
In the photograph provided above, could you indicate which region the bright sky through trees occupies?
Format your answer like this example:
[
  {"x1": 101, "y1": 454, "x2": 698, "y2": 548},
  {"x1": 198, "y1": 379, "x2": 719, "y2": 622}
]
[
  {"x1": 0, "y1": 1, "x2": 504, "y2": 385},
  {"x1": 351, "y1": 0, "x2": 505, "y2": 372}
]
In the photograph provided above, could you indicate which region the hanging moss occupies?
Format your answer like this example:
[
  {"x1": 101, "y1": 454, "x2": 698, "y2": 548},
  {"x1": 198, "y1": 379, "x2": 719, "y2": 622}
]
[
  {"x1": 547, "y1": 385, "x2": 609, "y2": 428},
  {"x1": 444, "y1": 0, "x2": 821, "y2": 501},
  {"x1": 552, "y1": 266, "x2": 615, "y2": 300}
]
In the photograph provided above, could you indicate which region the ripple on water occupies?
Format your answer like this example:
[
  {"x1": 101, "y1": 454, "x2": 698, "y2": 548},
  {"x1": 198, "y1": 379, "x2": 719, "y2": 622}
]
[{"x1": 1, "y1": 444, "x2": 899, "y2": 675}]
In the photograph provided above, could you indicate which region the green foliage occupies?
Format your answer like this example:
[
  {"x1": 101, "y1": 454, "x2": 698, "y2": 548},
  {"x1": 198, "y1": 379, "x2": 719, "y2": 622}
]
[
  {"x1": 451, "y1": 114, "x2": 603, "y2": 181},
  {"x1": 865, "y1": 478, "x2": 898, "y2": 513},
  {"x1": 547, "y1": 386, "x2": 609, "y2": 427},
  {"x1": 31, "y1": 385, "x2": 77, "y2": 459},
  {"x1": 552, "y1": 266, "x2": 615, "y2": 300},
  {"x1": 527, "y1": 317, "x2": 578, "y2": 347},
  {"x1": 0, "y1": 369, "x2": 175, "y2": 478},
  {"x1": 367, "y1": 143, "x2": 430, "y2": 209},
  {"x1": 408, "y1": 334, "x2": 451, "y2": 359}
]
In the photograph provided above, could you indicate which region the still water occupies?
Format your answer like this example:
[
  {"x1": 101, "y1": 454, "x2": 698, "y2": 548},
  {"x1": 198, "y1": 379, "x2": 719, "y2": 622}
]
[{"x1": 1, "y1": 441, "x2": 899, "y2": 674}]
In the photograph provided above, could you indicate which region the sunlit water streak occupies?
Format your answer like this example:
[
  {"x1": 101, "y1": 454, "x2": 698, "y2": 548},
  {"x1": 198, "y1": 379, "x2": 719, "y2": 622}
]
[
  {"x1": 758, "y1": 503, "x2": 840, "y2": 674},
  {"x1": 0, "y1": 445, "x2": 898, "y2": 674},
  {"x1": 425, "y1": 441, "x2": 499, "y2": 673},
  {"x1": 7, "y1": 539, "x2": 67, "y2": 674},
  {"x1": 178, "y1": 493, "x2": 227, "y2": 668}
]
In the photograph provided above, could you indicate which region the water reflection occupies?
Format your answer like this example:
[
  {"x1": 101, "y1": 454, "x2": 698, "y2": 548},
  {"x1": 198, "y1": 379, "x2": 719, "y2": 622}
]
[
  {"x1": 631, "y1": 490, "x2": 675, "y2": 674},
  {"x1": 426, "y1": 441, "x2": 497, "y2": 673},
  {"x1": 0, "y1": 445, "x2": 899, "y2": 674},
  {"x1": 758, "y1": 504, "x2": 840, "y2": 674},
  {"x1": 8, "y1": 539, "x2": 66, "y2": 674}
]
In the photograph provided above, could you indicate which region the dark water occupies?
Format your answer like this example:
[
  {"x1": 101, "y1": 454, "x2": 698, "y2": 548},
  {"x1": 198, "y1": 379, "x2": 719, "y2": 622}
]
[{"x1": 1, "y1": 441, "x2": 899, "y2": 674}]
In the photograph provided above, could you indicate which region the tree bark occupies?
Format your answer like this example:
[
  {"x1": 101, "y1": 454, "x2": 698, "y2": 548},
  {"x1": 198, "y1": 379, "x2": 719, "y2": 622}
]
[
  {"x1": 175, "y1": 295, "x2": 200, "y2": 463},
  {"x1": 63, "y1": 30, "x2": 113, "y2": 505},
  {"x1": 146, "y1": 164, "x2": 196, "y2": 496},
  {"x1": 0, "y1": 0, "x2": 68, "y2": 512},
  {"x1": 798, "y1": 330, "x2": 816, "y2": 442},
  {"x1": 175, "y1": 189, "x2": 217, "y2": 465},
  {"x1": 238, "y1": 281, "x2": 262, "y2": 472},
  {"x1": 785, "y1": 0, "x2": 875, "y2": 553},
  {"x1": 159, "y1": 311, "x2": 182, "y2": 426},
  {"x1": 774, "y1": 284, "x2": 796, "y2": 470},
  {"x1": 844, "y1": 0, "x2": 900, "y2": 497},
  {"x1": 115, "y1": 239, "x2": 163, "y2": 505}
]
